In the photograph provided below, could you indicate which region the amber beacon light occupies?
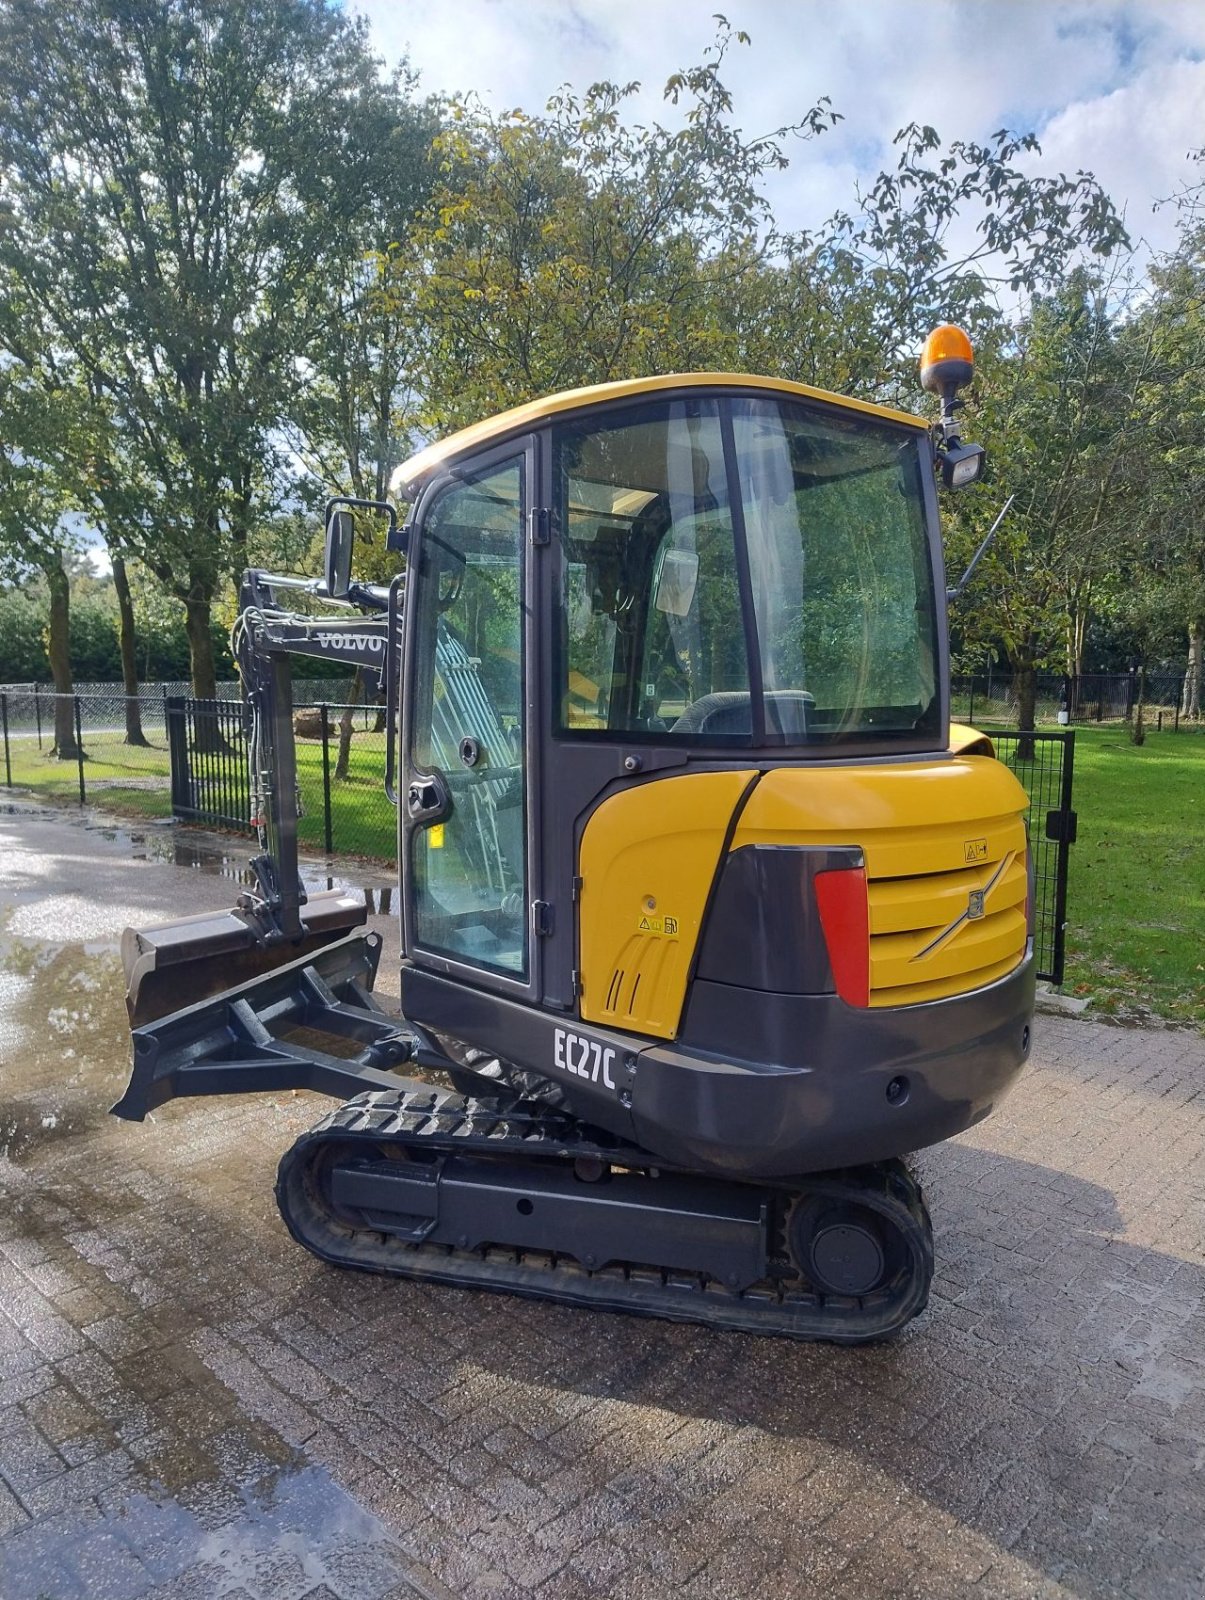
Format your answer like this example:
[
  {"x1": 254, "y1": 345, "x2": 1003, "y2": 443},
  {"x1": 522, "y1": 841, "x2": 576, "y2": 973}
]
[{"x1": 920, "y1": 324, "x2": 984, "y2": 489}]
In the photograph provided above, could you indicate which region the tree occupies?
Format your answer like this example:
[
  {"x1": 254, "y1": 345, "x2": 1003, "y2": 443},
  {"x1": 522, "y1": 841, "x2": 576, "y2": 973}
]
[
  {"x1": 0, "y1": 366, "x2": 87, "y2": 755},
  {"x1": 409, "y1": 22, "x2": 840, "y2": 426},
  {"x1": 278, "y1": 79, "x2": 440, "y2": 779},
  {"x1": 0, "y1": 0, "x2": 423, "y2": 702},
  {"x1": 1118, "y1": 230, "x2": 1205, "y2": 718},
  {"x1": 942, "y1": 265, "x2": 1158, "y2": 729}
]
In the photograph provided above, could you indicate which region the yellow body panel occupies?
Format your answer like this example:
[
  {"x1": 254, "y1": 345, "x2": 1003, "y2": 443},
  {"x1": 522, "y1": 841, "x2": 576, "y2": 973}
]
[
  {"x1": 392, "y1": 372, "x2": 927, "y2": 497},
  {"x1": 948, "y1": 722, "x2": 996, "y2": 757},
  {"x1": 733, "y1": 761, "x2": 1030, "y2": 1007},
  {"x1": 578, "y1": 770, "x2": 757, "y2": 1038}
]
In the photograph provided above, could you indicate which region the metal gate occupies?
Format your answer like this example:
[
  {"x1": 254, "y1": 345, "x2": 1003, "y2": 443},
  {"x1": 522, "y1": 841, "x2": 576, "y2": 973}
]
[
  {"x1": 986, "y1": 729, "x2": 1077, "y2": 985},
  {"x1": 166, "y1": 696, "x2": 253, "y2": 832}
]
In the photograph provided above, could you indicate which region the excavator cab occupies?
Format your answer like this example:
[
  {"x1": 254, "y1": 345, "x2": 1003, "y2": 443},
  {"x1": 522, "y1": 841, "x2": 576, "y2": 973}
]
[
  {"x1": 396, "y1": 386, "x2": 948, "y2": 1013},
  {"x1": 114, "y1": 354, "x2": 1036, "y2": 1343}
]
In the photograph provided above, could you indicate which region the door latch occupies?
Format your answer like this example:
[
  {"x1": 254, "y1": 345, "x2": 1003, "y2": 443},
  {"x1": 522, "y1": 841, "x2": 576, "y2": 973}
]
[{"x1": 407, "y1": 773, "x2": 450, "y2": 820}]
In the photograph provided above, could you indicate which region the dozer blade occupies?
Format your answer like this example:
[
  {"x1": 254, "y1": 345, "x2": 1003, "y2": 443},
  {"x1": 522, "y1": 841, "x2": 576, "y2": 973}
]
[
  {"x1": 121, "y1": 888, "x2": 368, "y2": 1028},
  {"x1": 113, "y1": 929, "x2": 427, "y2": 1122}
]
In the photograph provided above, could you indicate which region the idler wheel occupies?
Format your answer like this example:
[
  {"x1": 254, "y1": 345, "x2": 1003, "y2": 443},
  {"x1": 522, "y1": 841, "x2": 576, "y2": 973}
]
[{"x1": 789, "y1": 1197, "x2": 894, "y2": 1297}]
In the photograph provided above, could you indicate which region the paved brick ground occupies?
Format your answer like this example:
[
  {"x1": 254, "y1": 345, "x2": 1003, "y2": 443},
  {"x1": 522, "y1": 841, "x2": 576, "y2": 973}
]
[{"x1": 0, "y1": 801, "x2": 1203, "y2": 1599}]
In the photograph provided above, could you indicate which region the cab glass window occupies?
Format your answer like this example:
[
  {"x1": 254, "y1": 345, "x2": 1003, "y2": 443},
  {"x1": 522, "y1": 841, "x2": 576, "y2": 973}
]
[
  {"x1": 409, "y1": 458, "x2": 527, "y2": 976},
  {"x1": 554, "y1": 399, "x2": 750, "y2": 740},
  {"x1": 732, "y1": 397, "x2": 939, "y2": 742}
]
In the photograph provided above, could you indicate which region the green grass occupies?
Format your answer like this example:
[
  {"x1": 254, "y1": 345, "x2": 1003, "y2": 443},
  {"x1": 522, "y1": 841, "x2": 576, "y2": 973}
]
[
  {"x1": 3, "y1": 723, "x2": 398, "y2": 860},
  {"x1": 293, "y1": 737, "x2": 396, "y2": 860},
  {"x1": 4, "y1": 728, "x2": 173, "y2": 816},
  {"x1": 1059, "y1": 725, "x2": 1205, "y2": 1027}
]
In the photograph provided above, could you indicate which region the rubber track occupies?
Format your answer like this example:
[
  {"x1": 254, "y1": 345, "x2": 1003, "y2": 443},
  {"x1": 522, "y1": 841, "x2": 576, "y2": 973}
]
[{"x1": 276, "y1": 1086, "x2": 934, "y2": 1344}]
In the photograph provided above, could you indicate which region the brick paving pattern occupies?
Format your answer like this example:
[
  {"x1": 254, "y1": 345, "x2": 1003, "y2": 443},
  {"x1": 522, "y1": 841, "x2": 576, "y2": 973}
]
[{"x1": 0, "y1": 802, "x2": 1202, "y2": 1599}]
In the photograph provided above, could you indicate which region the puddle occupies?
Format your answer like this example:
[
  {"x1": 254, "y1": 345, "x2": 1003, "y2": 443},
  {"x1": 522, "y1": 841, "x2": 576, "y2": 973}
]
[
  {"x1": 0, "y1": 1456, "x2": 414, "y2": 1600},
  {"x1": 0, "y1": 804, "x2": 399, "y2": 1164},
  {"x1": 3, "y1": 798, "x2": 394, "y2": 902},
  {"x1": 0, "y1": 933, "x2": 129, "y2": 1164}
]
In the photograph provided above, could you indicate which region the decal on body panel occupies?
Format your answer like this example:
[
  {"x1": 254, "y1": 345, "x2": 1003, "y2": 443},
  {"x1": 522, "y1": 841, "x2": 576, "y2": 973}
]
[{"x1": 553, "y1": 1028, "x2": 617, "y2": 1091}]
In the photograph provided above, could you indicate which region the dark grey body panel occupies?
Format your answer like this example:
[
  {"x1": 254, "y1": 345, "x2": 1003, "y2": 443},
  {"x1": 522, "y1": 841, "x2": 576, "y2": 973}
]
[
  {"x1": 402, "y1": 954, "x2": 1035, "y2": 1181},
  {"x1": 656, "y1": 955, "x2": 1035, "y2": 1176},
  {"x1": 695, "y1": 844, "x2": 863, "y2": 994}
]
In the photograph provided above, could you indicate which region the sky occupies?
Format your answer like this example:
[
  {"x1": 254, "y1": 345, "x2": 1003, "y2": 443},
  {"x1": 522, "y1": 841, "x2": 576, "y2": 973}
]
[
  {"x1": 356, "y1": 0, "x2": 1205, "y2": 259},
  {"x1": 83, "y1": 1, "x2": 1205, "y2": 578}
]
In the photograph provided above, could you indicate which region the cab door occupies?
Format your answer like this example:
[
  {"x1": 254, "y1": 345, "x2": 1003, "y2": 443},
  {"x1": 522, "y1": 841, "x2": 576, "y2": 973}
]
[{"x1": 401, "y1": 442, "x2": 537, "y2": 993}]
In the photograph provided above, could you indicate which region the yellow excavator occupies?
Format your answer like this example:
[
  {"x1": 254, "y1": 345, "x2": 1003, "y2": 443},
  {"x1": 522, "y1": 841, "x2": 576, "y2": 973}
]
[{"x1": 114, "y1": 327, "x2": 1034, "y2": 1342}]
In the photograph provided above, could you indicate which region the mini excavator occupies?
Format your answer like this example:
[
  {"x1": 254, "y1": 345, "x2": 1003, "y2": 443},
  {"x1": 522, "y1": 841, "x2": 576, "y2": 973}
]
[{"x1": 114, "y1": 329, "x2": 1035, "y2": 1343}]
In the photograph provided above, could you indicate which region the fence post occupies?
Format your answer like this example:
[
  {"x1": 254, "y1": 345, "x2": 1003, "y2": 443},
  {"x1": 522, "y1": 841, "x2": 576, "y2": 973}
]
[
  {"x1": 968, "y1": 681, "x2": 975, "y2": 724},
  {"x1": 74, "y1": 695, "x2": 85, "y2": 804},
  {"x1": 320, "y1": 704, "x2": 334, "y2": 856},
  {"x1": 166, "y1": 697, "x2": 189, "y2": 817},
  {"x1": 2, "y1": 692, "x2": 10, "y2": 788},
  {"x1": 33, "y1": 683, "x2": 42, "y2": 750}
]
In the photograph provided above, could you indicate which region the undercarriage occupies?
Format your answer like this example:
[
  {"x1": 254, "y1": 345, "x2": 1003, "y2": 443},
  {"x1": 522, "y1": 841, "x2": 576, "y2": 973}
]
[
  {"x1": 278, "y1": 1087, "x2": 933, "y2": 1343},
  {"x1": 115, "y1": 932, "x2": 933, "y2": 1343}
]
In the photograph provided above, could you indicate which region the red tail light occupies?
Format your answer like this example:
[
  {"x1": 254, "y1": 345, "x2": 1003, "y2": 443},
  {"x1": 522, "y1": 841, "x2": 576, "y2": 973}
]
[{"x1": 814, "y1": 866, "x2": 870, "y2": 1007}]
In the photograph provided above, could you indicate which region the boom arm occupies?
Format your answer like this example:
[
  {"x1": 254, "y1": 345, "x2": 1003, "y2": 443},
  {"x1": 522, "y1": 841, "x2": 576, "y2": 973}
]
[{"x1": 234, "y1": 565, "x2": 402, "y2": 943}]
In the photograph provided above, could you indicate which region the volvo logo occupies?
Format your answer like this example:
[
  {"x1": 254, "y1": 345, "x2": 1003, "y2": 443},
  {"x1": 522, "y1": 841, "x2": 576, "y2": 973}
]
[{"x1": 910, "y1": 856, "x2": 1010, "y2": 961}]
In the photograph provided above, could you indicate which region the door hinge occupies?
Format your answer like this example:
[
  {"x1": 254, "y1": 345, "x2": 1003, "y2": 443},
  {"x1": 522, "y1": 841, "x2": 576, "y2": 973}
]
[
  {"x1": 571, "y1": 874, "x2": 583, "y2": 902},
  {"x1": 570, "y1": 969, "x2": 581, "y2": 1000},
  {"x1": 529, "y1": 506, "x2": 551, "y2": 546},
  {"x1": 532, "y1": 900, "x2": 554, "y2": 937}
]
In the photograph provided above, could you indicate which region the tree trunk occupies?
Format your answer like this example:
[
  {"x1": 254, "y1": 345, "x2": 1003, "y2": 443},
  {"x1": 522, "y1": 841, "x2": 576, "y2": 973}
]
[
  {"x1": 184, "y1": 593, "x2": 225, "y2": 751},
  {"x1": 112, "y1": 554, "x2": 149, "y2": 746},
  {"x1": 1182, "y1": 619, "x2": 1202, "y2": 720},
  {"x1": 334, "y1": 668, "x2": 365, "y2": 780},
  {"x1": 1014, "y1": 661, "x2": 1037, "y2": 761},
  {"x1": 1131, "y1": 663, "x2": 1146, "y2": 746},
  {"x1": 44, "y1": 554, "x2": 81, "y2": 760},
  {"x1": 184, "y1": 595, "x2": 218, "y2": 699}
]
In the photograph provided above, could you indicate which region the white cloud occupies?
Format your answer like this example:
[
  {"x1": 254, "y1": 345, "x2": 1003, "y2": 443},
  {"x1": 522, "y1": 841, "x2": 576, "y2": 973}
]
[
  {"x1": 1026, "y1": 57, "x2": 1205, "y2": 254},
  {"x1": 354, "y1": 0, "x2": 1204, "y2": 252}
]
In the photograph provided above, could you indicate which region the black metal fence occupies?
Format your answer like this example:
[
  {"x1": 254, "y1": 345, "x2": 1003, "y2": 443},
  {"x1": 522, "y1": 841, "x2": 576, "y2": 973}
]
[
  {"x1": 165, "y1": 697, "x2": 251, "y2": 829},
  {"x1": 3, "y1": 688, "x2": 1082, "y2": 987},
  {"x1": 164, "y1": 695, "x2": 398, "y2": 860},
  {"x1": 0, "y1": 687, "x2": 398, "y2": 862},
  {"x1": 952, "y1": 670, "x2": 1189, "y2": 728},
  {"x1": 988, "y1": 729, "x2": 1076, "y2": 985}
]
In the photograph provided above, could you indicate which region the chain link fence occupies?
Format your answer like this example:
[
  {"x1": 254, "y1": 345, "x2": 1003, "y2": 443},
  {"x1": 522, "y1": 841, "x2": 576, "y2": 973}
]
[
  {"x1": 952, "y1": 670, "x2": 1190, "y2": 728},
  {"x1": 0, "y1": 687, "x2": 173, "y2": 809}
]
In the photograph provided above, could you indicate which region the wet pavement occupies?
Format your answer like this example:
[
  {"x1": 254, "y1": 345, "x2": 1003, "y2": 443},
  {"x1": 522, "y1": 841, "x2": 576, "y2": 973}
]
[{"x1": 0, "y1": 799, "x2": 1203, "y2": 1600}]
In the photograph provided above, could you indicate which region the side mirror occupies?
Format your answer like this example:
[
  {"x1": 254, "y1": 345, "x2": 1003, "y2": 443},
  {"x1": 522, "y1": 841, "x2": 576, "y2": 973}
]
[
  {"x1": 324, "y1": 509, "x2": 355, "y2": 597},
  {"x1": 653, "y1": 548, "x2": 700, "y2": 618}
]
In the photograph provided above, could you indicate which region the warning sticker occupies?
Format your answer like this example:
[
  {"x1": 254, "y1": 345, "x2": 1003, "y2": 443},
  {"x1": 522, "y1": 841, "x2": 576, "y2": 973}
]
[
  {"x1": 963, "y1": 837, "x2": 989, "y2": 863},
  {"x1": 638, "y1": 914, "x2": 680, "y2": 936}
]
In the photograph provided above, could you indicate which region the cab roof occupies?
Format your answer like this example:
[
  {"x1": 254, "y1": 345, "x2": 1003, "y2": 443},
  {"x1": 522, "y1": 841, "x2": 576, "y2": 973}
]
[{"x1": 391, "y1": 371, "x2": 928, "y2": 499}]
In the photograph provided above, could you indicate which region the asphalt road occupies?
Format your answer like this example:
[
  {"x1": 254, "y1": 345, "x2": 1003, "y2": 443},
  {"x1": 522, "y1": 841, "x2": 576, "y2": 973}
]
[{"x1": 0, "y1": 800, "x2": 1202, "y2": 1600}]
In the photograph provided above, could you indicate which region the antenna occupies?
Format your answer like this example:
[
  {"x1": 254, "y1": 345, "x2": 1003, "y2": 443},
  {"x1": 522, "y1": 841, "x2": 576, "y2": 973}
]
[{"x1": 947, "y1": 494, "x2": 1015, "y2": 603}]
